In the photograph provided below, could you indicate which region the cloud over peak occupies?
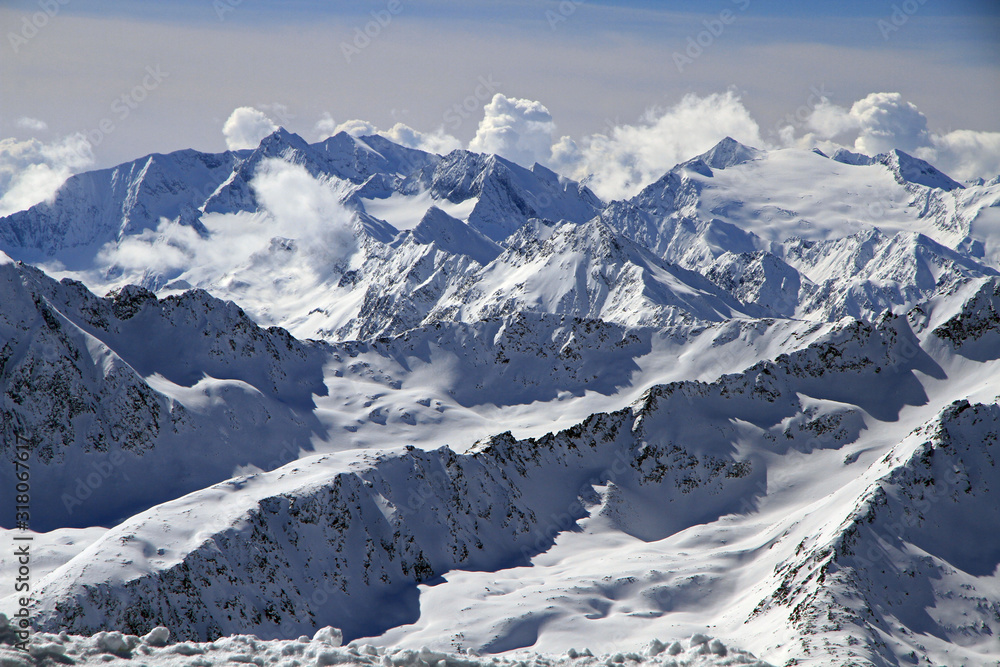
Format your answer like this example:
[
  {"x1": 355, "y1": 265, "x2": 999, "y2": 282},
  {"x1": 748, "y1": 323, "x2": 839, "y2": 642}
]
[
  {"x1": 4, "y1": 89, "x2": 997, "y2": 223},
  {"x1": 313, "y1": 113, "x2": 461, "y2": 155},
  {"x1": 218, "y1": 89, "x2": 998, "y2": 202},
  {"x1": 468, "y1": 94, "x2": 556, "y2": 168},
  {"x1": 223, "y1": 107, "x2": 279, "y2": 151},
  {"x1": 782, "y1": 91, "x2": 1000, "y2": 183},
  {"x1": 552, "y1": 90, "x2": 764, "y2": 200}
]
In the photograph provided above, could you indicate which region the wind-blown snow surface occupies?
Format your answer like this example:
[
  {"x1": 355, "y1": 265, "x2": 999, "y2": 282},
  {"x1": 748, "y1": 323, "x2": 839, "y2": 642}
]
[
  {"x1": 0, "y1": 622, "x2": 772, "y2": 667},
  {"x1": 2, "y1": 133, "x2": 1000, "y2": 667}
]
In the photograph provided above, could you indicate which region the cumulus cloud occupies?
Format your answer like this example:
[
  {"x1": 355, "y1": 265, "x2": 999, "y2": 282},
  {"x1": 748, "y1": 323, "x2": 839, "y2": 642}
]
[
  {"x1": 778, "y1": 91, "x2": 1000, "y2": 182},
  {"x1": 917, "y1": 130, "x2": 1000, "y2": 183},
  {"x1": 551, "y1": 90, "x2": 763, "y2": 200},
  {"x1": 313, "y1": 113, "x2": 460, "y2": 155},
  {"x1": 468, "y1": 94, "x2": 556, "y2": 168},
  {"x1": 849, "y1": 92, "x2": 932, "y2": 156},
  {"x1": 0, "y1": 134, "x2": 94, "y2": 217},
  {"x1": 257, "y1": 103, "x2": 294, "y2": 127},
  {"x1": 308, "y1": 90, "x2": 997, "y2": 195},
  {"x1": 479, "y1": 89, "x2": 995, "y2": 192},
  {"x1": 222, "y1": 107, "x2": 279, "y2": 150},
  {"x1": 801, "y1": 99, "x2": 857, "y2": 142}
]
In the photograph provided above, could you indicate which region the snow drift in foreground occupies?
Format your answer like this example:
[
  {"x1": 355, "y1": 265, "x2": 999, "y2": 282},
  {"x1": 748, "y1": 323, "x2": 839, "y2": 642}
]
[{"x1": 0, "y1": 618, "x2": 772, "y2": 667}]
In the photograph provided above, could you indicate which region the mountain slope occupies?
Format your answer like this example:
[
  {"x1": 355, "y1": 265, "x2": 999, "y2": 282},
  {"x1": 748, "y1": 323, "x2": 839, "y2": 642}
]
[
  {"x1": 0, "y1": 149, "x2": 242, "y2": 267},
  {"x1": 0, "y1": 257, "x2": 329, "y2": 530},
  {"x1": 425, "y1": 151, "x2": 603, "y2": 242},
  {"x1": 748, "y1": 400, "x2": 1000, "y2": 666},
  {"x1": 1, "y1": 130, "x2": 999, "y2": 667},
  {"x1": 25, "y1": 305, "x2": 1000, "y2": 667},
  {"x1": 425, "y1": 217, "x2": 756, "y2": 329},
  {"x1": 705, "y1": 228, "x2": 996, "y2": 321},
  {"x1": 28, "y1": 394, "x2": 759, "y2": 641}
]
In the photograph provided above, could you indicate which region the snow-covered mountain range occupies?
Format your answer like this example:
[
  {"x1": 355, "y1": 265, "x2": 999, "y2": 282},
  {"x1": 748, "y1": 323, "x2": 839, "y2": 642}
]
[{"x1": 2, "y1": 128, "x2": 999, "y2": 667}]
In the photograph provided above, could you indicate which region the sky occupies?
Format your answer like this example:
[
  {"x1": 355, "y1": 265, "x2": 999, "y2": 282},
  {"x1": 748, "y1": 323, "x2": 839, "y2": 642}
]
[{"x1": 1, "y1": 0, "x2": 999, "y2": 209}]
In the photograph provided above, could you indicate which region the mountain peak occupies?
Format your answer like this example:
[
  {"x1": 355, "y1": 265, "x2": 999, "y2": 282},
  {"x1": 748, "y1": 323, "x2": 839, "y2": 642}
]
[
  {"x1": 407, "y1": 205, "x2": 501, "y2": 265},
  {"x1": 829, "y1": 146, "x2": 963, "y2": 191},
  {"x1": 873, "y1": 148, "x2": 964, "y2": 191},
  {"x1": 695, "y1": 136, "x2": 764, "y2": 170},
  {"x1": 257, "y1": 126, "x2": 309, "y2": 151}
]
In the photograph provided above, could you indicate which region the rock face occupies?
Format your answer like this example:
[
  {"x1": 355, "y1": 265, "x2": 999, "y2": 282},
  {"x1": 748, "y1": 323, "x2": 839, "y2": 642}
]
[
  {"x1": 2, "y1": 132, "x2": 1000, "y2": 666},
  {"x1": 427, "y1": 151, "x2": 604, "y2": 242},
  {"x1": 932, "y1": 277, "x2": 1000, "y2": 354}
]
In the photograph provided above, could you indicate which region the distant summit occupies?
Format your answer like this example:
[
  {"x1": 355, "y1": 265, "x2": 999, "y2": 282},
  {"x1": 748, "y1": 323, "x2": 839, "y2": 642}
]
[
  {"x1": 695, "y1": 136, "x2": 765, "y2": 170},
  {"x1": 874, "y1": 148, "x2": 964, "y2": 191},
  {"x1": 830, "y1": 146, "x2": 964, "y2": 191}
]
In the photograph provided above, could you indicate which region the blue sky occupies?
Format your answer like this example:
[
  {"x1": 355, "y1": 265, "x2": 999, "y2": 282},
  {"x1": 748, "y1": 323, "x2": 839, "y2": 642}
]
[{"x1": 1, "y1": 0, "x2": 998, "y2": 173}]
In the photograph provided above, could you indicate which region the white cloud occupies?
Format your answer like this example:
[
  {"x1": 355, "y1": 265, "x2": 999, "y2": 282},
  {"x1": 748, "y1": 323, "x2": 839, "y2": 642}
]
[
  {"x1": 322, "y1": 118, "x2": 378, "y2": 139},
  {"x1": 257, "y1": 103, "x2": 294, "y2": 128},
  {"x1": 103, "y1": 158, "x2": 356, "y2": 276},
  {"x1": 382, "y1": 123, "x2": 461, "y2": 155},
  {"x1": 0, "y1": 134, "x2": 94, "y2": 217},
  {"x1": 16, "y1": 117, "x2": 49, "y2": 132},
  {"x1": 313, "y1": 112, "x2": 339, "y2": 141},
  {"x1": 96, "y1": 158, "x2": 357, "y2": 321},
  {"x1": 222, "y1": 107, "x2": 278, "y2": 150},
  {"x1": 849, "y1": 92, "x2": 931, "y2": 156},
  {"x1": 803, "y1": 99, "x2": 856, "y2": 141},
  {"x1": 250, "y1": 158, "x2": 356, "y2": 265},
  {"x1": 468, "y1": 94, "x2": 556, "y2": 168},
  {"x1": 917, "y1": 130, "x2": 1000, "y2": 182},
  {"x1": 314, "y1": 113, "x2": 461, "y2": 155},
  {"x1": 779, "y1": 91, "x2": 1000, "y2": 182},
  {"x1": 463, "y1": 90, "x2": 996, "y2": 192},
  {"x1": 551, "y1": 90, "x2": 763, "y2": 200}
]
